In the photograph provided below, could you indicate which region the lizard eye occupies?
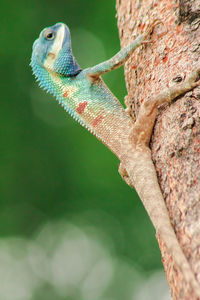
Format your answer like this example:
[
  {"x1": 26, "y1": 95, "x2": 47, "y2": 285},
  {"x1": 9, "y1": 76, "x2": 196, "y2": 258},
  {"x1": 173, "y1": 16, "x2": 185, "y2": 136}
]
[{"x1": 45, "y1": 31, "x2": 55, "y2": 40}]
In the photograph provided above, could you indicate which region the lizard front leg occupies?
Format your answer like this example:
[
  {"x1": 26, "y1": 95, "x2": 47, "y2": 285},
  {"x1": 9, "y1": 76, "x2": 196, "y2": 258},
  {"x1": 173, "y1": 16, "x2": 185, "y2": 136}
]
[
  {"x1": 85, "y1": 20, "x2": 161, "y2": 78},
  {"x1": 119, "y1": 67, "x2": 200, "y2": 295}
]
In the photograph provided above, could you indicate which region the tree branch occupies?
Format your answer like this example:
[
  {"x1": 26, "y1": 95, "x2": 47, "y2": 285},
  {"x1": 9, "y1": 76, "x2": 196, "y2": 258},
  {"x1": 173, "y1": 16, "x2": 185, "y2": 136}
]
[{"x1": 116, "y1": 0, "x2": 200, "y2": 298}]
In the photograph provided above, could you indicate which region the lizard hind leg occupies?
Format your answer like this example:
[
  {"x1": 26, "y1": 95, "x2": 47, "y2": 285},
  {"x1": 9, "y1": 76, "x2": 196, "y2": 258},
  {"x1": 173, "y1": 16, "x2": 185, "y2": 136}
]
[{"x1": 120, "y1": 66, "x2": 200, "y2": 296}]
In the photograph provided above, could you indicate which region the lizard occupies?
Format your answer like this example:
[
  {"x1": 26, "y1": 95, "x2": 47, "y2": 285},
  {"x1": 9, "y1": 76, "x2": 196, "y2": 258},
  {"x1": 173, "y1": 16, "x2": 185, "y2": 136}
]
[{"x1": 30, "y1": 21, "x2": 200, "y2": 295}]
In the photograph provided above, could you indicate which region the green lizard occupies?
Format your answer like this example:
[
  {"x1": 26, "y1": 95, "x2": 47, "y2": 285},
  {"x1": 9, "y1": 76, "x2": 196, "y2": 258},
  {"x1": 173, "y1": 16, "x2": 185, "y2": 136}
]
[{"x1": 31, "y1": 21, "x2": 200, "y2": 294}]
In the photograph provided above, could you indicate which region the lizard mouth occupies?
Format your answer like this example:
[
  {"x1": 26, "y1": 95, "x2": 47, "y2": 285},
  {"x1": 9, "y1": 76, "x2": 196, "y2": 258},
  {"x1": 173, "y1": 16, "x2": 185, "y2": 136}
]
[
  {"x1": 59, "y1": 23, "x2": 71, "y2": 48},
  {"x1": 53, "y1": 23, "x2": 68, "y2": 45}
]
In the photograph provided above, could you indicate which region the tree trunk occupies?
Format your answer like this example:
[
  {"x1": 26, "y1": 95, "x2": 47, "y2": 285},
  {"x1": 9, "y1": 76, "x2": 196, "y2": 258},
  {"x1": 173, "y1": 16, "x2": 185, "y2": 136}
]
[{"x1": 116, "y1": 0, "x2": 200, "y2": 299}]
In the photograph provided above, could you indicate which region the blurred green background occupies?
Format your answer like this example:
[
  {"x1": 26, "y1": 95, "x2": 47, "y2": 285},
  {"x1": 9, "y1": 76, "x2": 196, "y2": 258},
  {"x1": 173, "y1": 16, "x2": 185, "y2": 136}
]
[{"x1": 0, "y1": 0, "x2": 169, "y2": 299}]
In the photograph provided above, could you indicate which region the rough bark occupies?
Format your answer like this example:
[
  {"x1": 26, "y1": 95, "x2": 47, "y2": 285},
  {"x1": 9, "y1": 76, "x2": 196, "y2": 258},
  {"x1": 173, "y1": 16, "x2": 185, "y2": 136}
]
[{"x1": 116, "y1": 0, "x2": 200, "y2": 299}]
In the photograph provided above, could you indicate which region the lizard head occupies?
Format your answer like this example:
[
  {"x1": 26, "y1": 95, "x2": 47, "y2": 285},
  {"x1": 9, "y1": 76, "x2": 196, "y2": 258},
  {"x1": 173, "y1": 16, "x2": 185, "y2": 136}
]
[{"x1": 31, "y1": 22, "x2": 81, "y2": 78}]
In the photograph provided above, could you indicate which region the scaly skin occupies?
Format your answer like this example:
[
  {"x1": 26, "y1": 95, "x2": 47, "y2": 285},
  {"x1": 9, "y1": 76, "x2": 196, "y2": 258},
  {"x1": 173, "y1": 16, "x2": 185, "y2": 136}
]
[
  {"x1": 30, "y1": 22, "x2": 156, "y2": 159},
  {"x1": 31, "y1": 22, "x2": 200, "y2": 296}
]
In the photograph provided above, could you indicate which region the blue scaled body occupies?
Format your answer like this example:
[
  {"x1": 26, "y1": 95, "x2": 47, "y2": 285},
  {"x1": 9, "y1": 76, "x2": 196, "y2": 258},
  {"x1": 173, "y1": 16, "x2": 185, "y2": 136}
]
[{"x1": 31, "y1": 22, "x2": 145, "y2": 154}]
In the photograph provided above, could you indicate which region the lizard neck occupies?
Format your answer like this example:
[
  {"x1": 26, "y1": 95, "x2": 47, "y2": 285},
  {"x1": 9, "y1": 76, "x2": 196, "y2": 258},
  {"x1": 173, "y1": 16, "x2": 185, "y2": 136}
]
[
  {"x1": 53, "y1": 46, "x2": 82, "y2": 76},
  {"x1": 31, "y1": 55, "x2": 64, "y2": 97}
]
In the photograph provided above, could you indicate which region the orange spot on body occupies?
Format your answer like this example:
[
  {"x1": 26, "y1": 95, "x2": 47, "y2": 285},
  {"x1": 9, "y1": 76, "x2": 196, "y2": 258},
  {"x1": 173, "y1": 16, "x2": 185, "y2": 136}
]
[
  {"x1": 92, "y1": 115, "x2": 103, "y2": 127},
  {"x1": 131, "y1": 64, "x2": 137, "y2": 69},
  {"x1": 76, "y1": 101, "x2": 88, "y2": 114},
  {"x1": 63, "y1": 90, "x2": 69, "y2": 97}
]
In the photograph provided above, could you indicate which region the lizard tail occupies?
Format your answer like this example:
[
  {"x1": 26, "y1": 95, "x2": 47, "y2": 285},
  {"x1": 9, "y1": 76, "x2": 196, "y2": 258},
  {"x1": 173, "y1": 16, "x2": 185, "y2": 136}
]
[{"x1": 121, "y1": 148, "x2": 200, "y2": 297}]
